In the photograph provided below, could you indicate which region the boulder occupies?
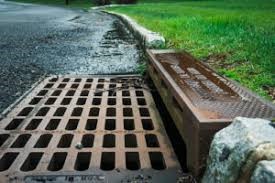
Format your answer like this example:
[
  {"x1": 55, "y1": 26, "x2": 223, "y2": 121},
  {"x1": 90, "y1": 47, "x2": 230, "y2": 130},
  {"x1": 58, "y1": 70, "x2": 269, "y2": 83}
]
[
  {"x1": 250, "y1": 160, "x2": 275, "y2": 183},
  {"x1": 202, "y1": 117, "x2": 275, "y2": 183}
]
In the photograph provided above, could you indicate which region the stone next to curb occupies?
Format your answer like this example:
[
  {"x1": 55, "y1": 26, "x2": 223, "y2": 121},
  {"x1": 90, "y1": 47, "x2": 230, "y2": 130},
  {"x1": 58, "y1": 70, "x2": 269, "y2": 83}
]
[
  {"x1": 102, "y1": 10, "x2": 165, "y2": 49},
  {"x1": 202, "y1": 117, "x2": 275, "y2": 183}
]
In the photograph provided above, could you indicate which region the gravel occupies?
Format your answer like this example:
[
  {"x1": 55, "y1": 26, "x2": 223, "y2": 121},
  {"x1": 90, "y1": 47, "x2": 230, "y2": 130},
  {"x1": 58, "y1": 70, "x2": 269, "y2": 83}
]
[{"x1": 0, "y1": 1, "x2": 143, "y2": 113}]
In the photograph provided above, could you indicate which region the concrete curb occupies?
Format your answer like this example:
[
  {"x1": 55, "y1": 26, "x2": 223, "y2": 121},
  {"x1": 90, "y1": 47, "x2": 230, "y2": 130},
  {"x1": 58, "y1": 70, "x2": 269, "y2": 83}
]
[
  {"x1": 103, "y1": 10, "x2": 165, "y2": 49},
  {"x1": 91, "y1": 4, "x2": 131, "y2": 10}
]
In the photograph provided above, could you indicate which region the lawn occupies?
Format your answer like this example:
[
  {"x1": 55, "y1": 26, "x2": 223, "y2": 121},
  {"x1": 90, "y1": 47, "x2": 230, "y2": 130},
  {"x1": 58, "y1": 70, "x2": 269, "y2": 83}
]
[
  {"x1": 8, "y1": 0, "x2": 95, "y2": 9},
  {"x1": 109, "y1": 0, "x2": 275, "y2": 100}
]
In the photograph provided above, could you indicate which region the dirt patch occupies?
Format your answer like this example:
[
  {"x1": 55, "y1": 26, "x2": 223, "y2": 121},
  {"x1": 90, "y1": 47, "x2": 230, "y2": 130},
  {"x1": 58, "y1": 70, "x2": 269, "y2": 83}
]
[
  {"x1": 203, "y1": 53, "x2": 235, "y2": 69},
  {"x1": 263, "y1": 85, "x2": 275, "y2": 102}
]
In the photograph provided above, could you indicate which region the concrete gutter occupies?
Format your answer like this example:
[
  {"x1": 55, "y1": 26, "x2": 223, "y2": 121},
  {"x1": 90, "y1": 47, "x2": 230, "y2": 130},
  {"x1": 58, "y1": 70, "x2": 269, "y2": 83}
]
[{"x1": 102, "y1": 10, "x2": 165, "y2": 49}]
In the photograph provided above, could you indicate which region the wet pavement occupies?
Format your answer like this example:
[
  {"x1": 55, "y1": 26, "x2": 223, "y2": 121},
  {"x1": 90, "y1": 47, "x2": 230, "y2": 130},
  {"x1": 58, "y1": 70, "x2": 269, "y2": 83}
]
[{"x1": 0, "y1": 1, "x2": 142, "y2": 113}]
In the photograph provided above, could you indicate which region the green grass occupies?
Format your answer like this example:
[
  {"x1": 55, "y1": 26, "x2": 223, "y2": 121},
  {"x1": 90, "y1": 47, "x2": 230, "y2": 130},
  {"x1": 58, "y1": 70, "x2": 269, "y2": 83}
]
[
  {"x1": 109, "y1": 0, "x2": 275, "y2": 99},
  {"x1": 9, "y1": 0, "x2": 95, "y2": 9}
]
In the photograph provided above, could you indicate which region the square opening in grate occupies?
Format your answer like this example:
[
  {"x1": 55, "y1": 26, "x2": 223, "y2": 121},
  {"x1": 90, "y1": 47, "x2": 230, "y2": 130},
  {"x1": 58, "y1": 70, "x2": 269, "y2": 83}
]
[
  {"x1": 36, "y1": 107, "x2": 50, "y2": 116},
  {"x1": 103, "y1": 134, "x2": 115, "y2": 148},
  {"x1": 5, "y1": 118, "x2": 24, "y2": 130},
  {"x1": 141, "y1": 119, "x2": 154, "y2": 130},
  {"x1": 89, "y1": 108, "x2": 100, "y2": 116},
  {"x1": 106, "y1": 108, "x2": 116, "y2": 117},
  {"x1": 11, "y1": 134, "x2": 31, "y2": 148},
  {"x1": 96, "y1": 84, "x2": 104, "y2": 89},
  {"x1": 122, "y1": 98, "x2": 131, "y2": 105},
  {"x1": 37, "y1": 90, "x2": 48, "y2": 96},
  {"x1": 84, "y1": 84, "x2": 91, "y2": 89},
  {"x1": 18, "y1": 107, "x2": 33, "y2": 116},
  {"x1": 139, "y1": 108, "x2": 150, "y2": 117},
  {"x1": 74, "y1": 152, "x2": 91, "y2": 171},
  {"x1": 92, "y1": 98, "x2": 101, "y2": 105},
  {"x1": 94, "y1": 90, "x2": 103, "y2": 96},
  {"x1": 124, "y1": 119, "x2": 135, "y2": 130},
  {"x1": 48, "y1": 152, "x2": 67, "y2": 171},
  {"x1": 62, "y1": 78, "x2": 70, "y2": 82},
  {"x1": 74, "y1": 78, "x2": 81, "y2": 82},
  {"x1": 109, "y1": 84, "x2": 116, "y2": 89},
  {"x1": 135, "y1": 91, "x2": 144, "y2": 97},
  {"x1": 145, "y1": 134, "x2": 160, "y2": 147},
  {"x1": 122, "y1": 91, "x2": 130, "y2": 97},
  {"x1": 65, "y1": 119, "x2": 79, "y2": 130},
  {"x1": 45, "y1": 119, "x2": 60, "y2": 130},
  {"x1": 108, "y1": 91, "x2": 116, "y2": 96},
  {"x1": 85, "y1": 119, "x2": 97, "y2": 130},
  {"x1": 49, "y1": 78, "x2": 58, "y2": 82},
  {"x1": 80, "y1": 90, "x2": 89, "y2": 96},
  {"x1": 45, "y1": 98, "x2": 57, "y2": 105},
  {"x1": 61, "y1": 98, "x2": 72, "y2": 105},
  {"x1": 44, "y1": 83, "x2": 54, "y2": 89},
  {"x1": 71, "y1": 107, "x2": 83, "y2": 117},
  {"x1": 137, "y1": 98, "x2": 147, "y2": 106},
  {"x1": 105, "y1": 119, "x2": 116, "y2": 131},
  {"x1": 110, "y1": 78, "x2": 117, "y2": 83},
  {"x1": 58, "y1": 134, "x2": 73, "y2": 148},
  {"x1": 25, "y1": 119, "x2": 42, "y2": 130},
  {"x1": 86, "y1": 78, "x2": 93, "y2": 83},
  {"x1": 54, "y1": 107, "x2": 67, "y2": 116},
  {"x1": 0, "y1": 152, "x2": 19, "y2": 171},
  {"x1": 34, "y1": 134, "x2": 52, "y2": 148},
  {"x1": 52, "y1": 90, "x2": 62, "y2": 96},
  {"x1": 107, "y1": 98, "x2": 116, "y2": 106},
  {"x1": 123, "y1": 108, "x2": 133, "y2": 117},
  {"x1": 0, "y1": 134, "x2": 9, "y2": 147},
  {"x1": 29, "y1": 97, "x2": 42, "y2": 105},
  {"x1": 125, "y1": 134, "x2": 137, "y2": 148},
  {"x1": 71, "y1": 84, "x2": 79, "y2": 89},
  {"x1": 66, "y1": 90, "x2": 75, "y2": 96},
  {"x1": 77, "y1": 98, "x2": 87, "y2": 105},
  {"x1": 20, "y1": 152, "x2": 43, "y2": 172},
  {"x1": 100, "y1": 152, "x2": 115, "y2": 171},
  {"x1": 58, "y1": 84, "x2": 66, "y2": 89},
  {"x1": 126, "y1": 152, "x2": 140, "y2": 170},
  {"x1": 149, "y1": 152, "x2": 166, "y2": 170},
  {"x1": 98, "y1": 79, "x2": 105, "y2": 83},
  {"x1": 81, "y1": 134, "x2": 94, "y2": 148}
]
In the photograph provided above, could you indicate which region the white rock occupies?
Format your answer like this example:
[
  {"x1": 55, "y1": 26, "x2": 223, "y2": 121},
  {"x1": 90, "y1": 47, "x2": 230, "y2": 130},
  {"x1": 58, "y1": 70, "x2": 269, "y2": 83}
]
[
  {"x1": 202, "y1": 117, "x2": 275, "y2": 183},
  {"x1": 251, "y1": 160, "x2": 275, "y2": 183}
]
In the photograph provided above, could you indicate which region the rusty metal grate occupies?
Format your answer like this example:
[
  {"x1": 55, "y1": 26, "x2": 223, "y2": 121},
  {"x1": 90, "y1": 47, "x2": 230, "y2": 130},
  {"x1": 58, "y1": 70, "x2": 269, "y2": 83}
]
[
  {"x1": 148, "y1": 50, "x2": 275, "y2": 120},
  {"x1": 0, "y1": 76, "x2": 183, "y2": 183},
  {"x1": 147, "y1": 49, "x2": 275, "y2": 177}
]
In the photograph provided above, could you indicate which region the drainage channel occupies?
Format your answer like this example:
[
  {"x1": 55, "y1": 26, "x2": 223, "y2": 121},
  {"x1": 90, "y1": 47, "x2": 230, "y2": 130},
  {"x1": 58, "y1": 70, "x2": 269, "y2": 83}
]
[{"x1": 0, "y1": 75, "x2": 184, "y2": 183}]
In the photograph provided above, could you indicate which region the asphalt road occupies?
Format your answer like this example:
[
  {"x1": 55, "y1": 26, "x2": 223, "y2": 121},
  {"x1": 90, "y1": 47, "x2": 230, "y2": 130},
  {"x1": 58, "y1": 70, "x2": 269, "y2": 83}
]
[{"x1": 0, "y1": 1, "x2": 142, "y2": 113}]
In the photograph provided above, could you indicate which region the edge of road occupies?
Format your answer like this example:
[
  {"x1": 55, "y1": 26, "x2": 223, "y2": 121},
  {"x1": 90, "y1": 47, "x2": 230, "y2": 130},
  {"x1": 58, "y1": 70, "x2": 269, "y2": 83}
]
[{"x1": 102, "y1": 10, "x2": 165, "y2": 49}]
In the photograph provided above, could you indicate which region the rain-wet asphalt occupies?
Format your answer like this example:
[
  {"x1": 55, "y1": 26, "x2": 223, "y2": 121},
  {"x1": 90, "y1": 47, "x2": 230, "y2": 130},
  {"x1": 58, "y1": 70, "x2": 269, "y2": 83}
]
[{"x1": 0, "y1": 1, "x2": 143, "y2": 113}]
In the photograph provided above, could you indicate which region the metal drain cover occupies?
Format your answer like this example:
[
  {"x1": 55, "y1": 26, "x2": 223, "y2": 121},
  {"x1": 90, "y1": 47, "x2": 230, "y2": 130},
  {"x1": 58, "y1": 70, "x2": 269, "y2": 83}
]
[{"x1": 0, "y1": 76, "x2": 183, "y2": 183}]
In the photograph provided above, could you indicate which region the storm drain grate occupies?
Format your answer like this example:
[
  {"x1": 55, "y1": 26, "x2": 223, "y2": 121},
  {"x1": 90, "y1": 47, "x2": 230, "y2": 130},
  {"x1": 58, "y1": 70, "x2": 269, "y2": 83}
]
[{"x1": 0, "y1": 76, "x2": 183, "y2": 183}]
